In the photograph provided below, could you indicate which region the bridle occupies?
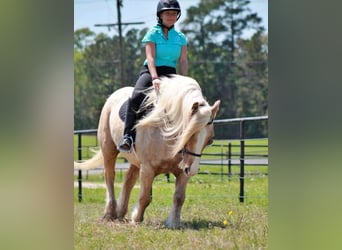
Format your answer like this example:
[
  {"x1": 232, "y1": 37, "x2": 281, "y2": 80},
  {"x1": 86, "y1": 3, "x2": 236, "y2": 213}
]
[
  {"x1": 178, "y1": 118, "x2": 214, "y2": 158},
  {"x1": 179, "y1": 148, "x2": 202, "y2": 158}
]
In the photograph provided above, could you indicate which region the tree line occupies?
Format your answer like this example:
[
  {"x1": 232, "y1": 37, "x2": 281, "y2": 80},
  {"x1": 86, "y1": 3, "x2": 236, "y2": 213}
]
[{"x1": 74, "y1": 0, "x2": 268, "y2": 138}]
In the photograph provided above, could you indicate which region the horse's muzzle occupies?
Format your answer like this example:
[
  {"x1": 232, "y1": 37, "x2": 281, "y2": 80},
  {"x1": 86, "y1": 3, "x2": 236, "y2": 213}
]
[{"x1": 184, "y1": 166, "x2": 197, "y2": 177}]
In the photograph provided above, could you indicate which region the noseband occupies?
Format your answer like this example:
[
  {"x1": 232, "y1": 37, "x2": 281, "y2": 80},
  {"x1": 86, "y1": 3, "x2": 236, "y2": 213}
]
[
  {"x1": 178, "y1": 118, "x2": 214, "y2": 158},
  {"x1": 179, "y1": 148, "x2": 202, "y2": 158}
]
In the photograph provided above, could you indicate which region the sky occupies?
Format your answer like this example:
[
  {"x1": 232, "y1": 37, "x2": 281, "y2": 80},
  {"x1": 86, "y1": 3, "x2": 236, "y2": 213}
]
[{"x1": 74, "y1": 0, "x2": 268, "y2": 38}]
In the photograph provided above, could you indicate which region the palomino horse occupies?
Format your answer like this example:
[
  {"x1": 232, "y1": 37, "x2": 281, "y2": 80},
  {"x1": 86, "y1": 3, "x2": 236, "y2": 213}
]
[{"x1": 75, "y1": 75, "x2": 220, "y2": 228}]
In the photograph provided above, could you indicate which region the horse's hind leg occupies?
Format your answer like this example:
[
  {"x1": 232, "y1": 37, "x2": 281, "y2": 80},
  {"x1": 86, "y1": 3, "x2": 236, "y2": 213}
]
[
  {"x1": 102, "y1": 147, "x2": 119, "y2": 221},
  {"x1": 116, "y1": 164, "x2": 140, "y2": 220},
  {"x1": 165, "y1": 172, "x2": 189, "y2": 228}
]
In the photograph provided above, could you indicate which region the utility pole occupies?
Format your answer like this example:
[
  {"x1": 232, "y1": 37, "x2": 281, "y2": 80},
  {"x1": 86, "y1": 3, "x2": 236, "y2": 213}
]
[
  {"x1": 116, "y1": 0, "x2": 124, "y2": 86},
  {"x1": 95, "y1": 0, "x2": 144, "y2": 87}
]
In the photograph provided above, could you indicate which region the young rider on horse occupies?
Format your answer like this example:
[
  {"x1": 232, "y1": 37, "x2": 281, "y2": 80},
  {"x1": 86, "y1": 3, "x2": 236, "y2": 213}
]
[{"x1": 117, "y1": 0, "x2": 188, "y2": 153}]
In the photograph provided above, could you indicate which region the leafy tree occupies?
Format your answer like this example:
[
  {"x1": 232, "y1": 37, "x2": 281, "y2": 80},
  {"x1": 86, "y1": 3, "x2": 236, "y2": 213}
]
[
  {"x1": 74, "y1": 28, "x2": 95, "y2": 50},
  {"x1": 74, "y1": 49, "x2": 89, "y2": 129},
  {"x1": 235, "y1": 32, "x2": 268, "y2": 138},
  {"x1": 74, "y1": 28, "x2": 96, "y2": 129},
  {"x1": 74, "y1": 28, "x2": 149, "y2": 129},
  {"x1": 235, "y1": 32, "x2": 268, "y2": 117},
  {"x1": 74, "y1": 0, "x2": 268, "y2": 135},
  {"x1": 74, "y1": 31, "x2": 119, "y2": 129},
  {"x1": 123, "y1": 28, "x2": 148, "y2": 86},
  {"x1": 181, "y1": 0, "x2": 264, "y2": 120},
  {"x1": 180, "y1": 0, "x2": 224, "y2": 112}
]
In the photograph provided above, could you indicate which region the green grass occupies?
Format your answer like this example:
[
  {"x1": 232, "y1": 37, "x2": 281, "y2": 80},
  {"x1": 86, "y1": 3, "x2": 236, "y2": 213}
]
[
  {"x1": 74, "y1": 173, "x2": 268, "y2": 249},
  {"x1": 74, "y1": 137, "x2": 268, "y2": 249}
]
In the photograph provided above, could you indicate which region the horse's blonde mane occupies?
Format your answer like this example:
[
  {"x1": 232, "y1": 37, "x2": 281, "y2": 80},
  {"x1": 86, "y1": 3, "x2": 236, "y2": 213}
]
[{"x1": 136, "y1": 75, "x2": 212, "y2": 157}]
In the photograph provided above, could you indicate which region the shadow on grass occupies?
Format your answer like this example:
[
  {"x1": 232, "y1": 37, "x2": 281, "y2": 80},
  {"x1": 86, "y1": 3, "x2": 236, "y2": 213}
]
[
  {"x1": 91, "y1": 216, "x2": 227, "y2": 231},
  {"x1": 181, "y1": 220, "x2": 226, "y2": 230},
  {"x1": 145, "y1": 219, "x2": 227, "y2": 230}
]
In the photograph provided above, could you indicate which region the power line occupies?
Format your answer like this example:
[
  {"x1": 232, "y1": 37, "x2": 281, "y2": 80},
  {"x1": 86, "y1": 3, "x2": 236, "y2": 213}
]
[
  {"x1": 94, "y1": 22, "x2": 145, "y2": 29},
  {"x1": 94, "y1": 0, "x2": 144, "y2": 87}
]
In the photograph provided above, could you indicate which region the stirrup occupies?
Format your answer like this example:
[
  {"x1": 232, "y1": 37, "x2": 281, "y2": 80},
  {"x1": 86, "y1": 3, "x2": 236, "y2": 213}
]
[{"x1": 117, "y1": 135, "x2": 134, "y2": 153}]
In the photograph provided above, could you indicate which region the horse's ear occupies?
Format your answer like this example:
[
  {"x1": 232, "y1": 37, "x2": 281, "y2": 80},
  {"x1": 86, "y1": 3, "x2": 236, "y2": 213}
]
[
  {"x1": 211, "y1": 100, "x2": 221, "y2": 119},
  {"x1": 191, "y1": 102, "x2": 199, "y2": 116}
]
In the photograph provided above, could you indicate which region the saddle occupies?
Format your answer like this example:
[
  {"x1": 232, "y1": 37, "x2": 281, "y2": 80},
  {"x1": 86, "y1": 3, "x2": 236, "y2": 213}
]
[{"x1": 118, "y1": 98, "x2": 153, "y2": 122}]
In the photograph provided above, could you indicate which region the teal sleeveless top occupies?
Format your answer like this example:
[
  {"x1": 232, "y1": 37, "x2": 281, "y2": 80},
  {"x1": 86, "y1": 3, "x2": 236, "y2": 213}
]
[{"x1": 142, "y1": 24, "x2": 187, "y2": 68}]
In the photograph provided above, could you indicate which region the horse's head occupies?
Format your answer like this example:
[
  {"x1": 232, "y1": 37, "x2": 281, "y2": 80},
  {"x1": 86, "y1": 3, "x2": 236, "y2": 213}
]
[{"x1": 178, "y1": 100, "x2": 220, "y2": 176}]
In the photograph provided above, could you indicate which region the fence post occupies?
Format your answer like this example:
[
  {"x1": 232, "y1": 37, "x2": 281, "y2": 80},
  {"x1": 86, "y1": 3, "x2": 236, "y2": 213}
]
[
  {"x1": 220, "y1": 145, "x2": 224, "y2": 181},
  {"x1": 239, "y1": 121, "x2": 245, "y2": 203},
  {"x1": 228, "y1": 142, "x2": 232, "y2": 181},
  {"x1": 77, "y1": 133, "x2": 82, "y2": 202}
]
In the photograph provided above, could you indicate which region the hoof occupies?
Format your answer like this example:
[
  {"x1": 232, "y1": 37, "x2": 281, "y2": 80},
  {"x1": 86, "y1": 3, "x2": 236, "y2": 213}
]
[
  {"x1": 129, "y1": 220, "x2": 138, "y2": 227},
  {"x1": 165, "y1": 219, "x2": 181, "y2": 229},
  {"x1": 102, "y1": 214, "x2": 116, "y2": 221}
]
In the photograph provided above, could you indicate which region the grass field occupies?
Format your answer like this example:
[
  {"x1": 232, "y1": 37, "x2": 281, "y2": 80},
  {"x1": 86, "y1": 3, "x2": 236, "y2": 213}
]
[
  {"x1": 74, "y1": 173, "x2": 268, "y2": 249},
  {"x1": 74, "y1": 137, "x2": 268, "y2": 249}
]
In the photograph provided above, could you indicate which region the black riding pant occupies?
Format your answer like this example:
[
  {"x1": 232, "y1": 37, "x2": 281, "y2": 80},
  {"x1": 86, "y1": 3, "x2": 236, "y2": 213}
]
[
  {"x1": 124, "y1": 66, "x2": 176, "y2": 137},
  {"x1": 130, "y1": 66, "x2": 176, "y2": 111}
]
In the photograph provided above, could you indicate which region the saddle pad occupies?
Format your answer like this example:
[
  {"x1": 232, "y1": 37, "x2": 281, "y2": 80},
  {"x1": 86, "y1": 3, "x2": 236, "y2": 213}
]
[{"x1": 118, "y1": 99, "x2": 128, "y2": 122}]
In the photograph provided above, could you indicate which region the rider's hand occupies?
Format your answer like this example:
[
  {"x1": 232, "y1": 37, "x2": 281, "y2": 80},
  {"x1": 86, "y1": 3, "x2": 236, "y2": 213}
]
[{"x1": 152, "y1": 78, "x2": 161, "y2": 92}]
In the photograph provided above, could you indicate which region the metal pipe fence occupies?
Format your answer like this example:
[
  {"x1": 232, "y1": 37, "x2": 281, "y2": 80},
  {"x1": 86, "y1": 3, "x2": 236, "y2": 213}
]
[{"x1": 74, "y1": 116, "x2": 268, "y2": 203}]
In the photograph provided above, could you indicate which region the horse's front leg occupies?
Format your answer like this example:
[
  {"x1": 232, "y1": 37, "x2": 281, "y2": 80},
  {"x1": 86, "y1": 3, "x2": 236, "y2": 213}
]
[
  {"x1": 165, "y1": 172, "x2": 189, "y2": 228},
  {"x1": 116, "y1": 164, "x2": 140, "y2": 220},
  {"x1": 131, "y1": 165, "x2": 154, "y2": 224}
]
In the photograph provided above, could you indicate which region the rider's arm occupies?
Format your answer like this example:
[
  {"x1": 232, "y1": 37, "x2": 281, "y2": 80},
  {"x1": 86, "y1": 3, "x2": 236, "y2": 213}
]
[
  {"x1": 178, "y1": 45, "x2": 188, "y2": 76},
  {"x1": 145, "y1": 42, "x2": 158, "y2": 79}
]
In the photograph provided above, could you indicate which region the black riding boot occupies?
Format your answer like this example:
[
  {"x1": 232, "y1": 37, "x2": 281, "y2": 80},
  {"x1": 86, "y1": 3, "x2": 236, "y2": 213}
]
[{"x1": 117, "y1": 98, "x2": 136, "y2": 153}]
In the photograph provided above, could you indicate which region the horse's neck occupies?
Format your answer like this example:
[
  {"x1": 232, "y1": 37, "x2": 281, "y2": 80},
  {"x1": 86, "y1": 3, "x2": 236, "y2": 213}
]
[{"x1": 136, "y1": 126, "x2": 177, "y2": 160}]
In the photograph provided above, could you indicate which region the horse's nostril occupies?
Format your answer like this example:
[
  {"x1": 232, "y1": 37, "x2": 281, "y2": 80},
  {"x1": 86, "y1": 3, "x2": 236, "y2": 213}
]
[{"x1": 185, "y1": 167, "x2": 190, "y2": 175}]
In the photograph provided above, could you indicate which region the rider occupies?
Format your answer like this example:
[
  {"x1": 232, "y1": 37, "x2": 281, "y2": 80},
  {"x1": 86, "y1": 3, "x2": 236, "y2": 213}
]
[{"x1": 117, "y1": 0, "x2": 188, "y2": 153}]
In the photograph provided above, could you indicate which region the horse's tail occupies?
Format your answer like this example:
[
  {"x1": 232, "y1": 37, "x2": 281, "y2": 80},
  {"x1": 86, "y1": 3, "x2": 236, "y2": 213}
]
[{"x1": 74, "y1": 150, "x2": 103, "y2": 170}]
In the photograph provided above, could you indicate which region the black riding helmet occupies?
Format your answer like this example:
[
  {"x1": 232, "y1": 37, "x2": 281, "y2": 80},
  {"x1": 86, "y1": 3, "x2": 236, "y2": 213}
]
[{"x1": 157, "y1": 0, "x2": 181, "y2": 24}]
